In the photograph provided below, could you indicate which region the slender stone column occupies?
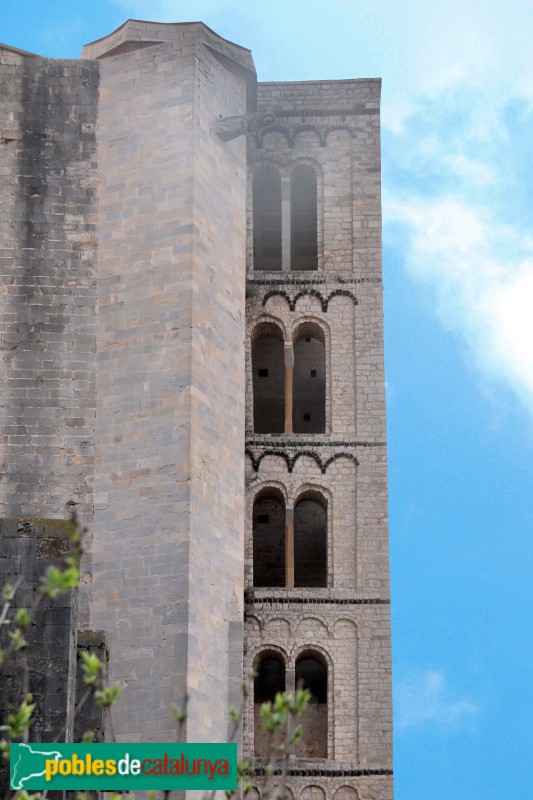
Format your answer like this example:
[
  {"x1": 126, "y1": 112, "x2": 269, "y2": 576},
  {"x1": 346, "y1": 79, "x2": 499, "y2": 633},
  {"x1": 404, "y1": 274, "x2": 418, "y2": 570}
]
[
  {"x1": 285, "y1": 666, "x2": 297, "y2": 759},
  {"x1": 286, "y1": 667, "x2": 296, "y2": 694},
  {"x1": 284, "y1": 343, "x2": 294, "y2": 433},
  {"x1": 285, "y1": 507, "x2": 295, "y2": 588}
]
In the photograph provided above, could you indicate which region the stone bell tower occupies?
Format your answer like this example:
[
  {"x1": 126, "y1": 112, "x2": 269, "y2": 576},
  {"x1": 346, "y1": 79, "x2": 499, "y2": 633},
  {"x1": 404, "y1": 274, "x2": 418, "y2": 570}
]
[{"x1": 243, "y1": 80, "x2": 393, "y2": 800}]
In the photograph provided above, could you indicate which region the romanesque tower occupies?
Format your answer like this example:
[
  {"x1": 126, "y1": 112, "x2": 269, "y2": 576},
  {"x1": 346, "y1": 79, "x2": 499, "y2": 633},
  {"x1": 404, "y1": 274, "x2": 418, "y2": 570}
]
[
  {"x1": 243, "y1": 82, "x2": 393, "y2": 800},
  {"x1": 0, "y1": 20, "x2": 392, "y2": 800}
]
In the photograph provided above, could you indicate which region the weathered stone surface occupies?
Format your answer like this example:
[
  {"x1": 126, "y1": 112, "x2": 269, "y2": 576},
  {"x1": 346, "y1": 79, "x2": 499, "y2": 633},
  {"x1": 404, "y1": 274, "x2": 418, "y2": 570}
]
[
  {"x1": 0, "y1": 21, "x2": 392, "y2": 800},
  {"x1": 85, "y1": 21, "x2": 249, "y2": 743},
  {"x1": 0, "y1": 519, "x2": 77, "y2": 796},
  {"x1": 244, "y1": 80, "x2": 392, "y2": 799}
]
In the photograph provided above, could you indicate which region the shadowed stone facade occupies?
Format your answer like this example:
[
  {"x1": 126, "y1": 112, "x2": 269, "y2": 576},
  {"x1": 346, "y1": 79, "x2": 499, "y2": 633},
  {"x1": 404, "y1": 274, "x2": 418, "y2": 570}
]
[{"x1": 0, "y1": 19, "x2": 393, "y2": 800}]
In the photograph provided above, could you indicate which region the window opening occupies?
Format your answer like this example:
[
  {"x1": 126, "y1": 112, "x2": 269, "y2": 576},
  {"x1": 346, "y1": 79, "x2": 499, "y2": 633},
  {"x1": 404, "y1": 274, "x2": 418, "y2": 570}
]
[
  {"x1": 253, "y1": 491, "x2": 286, "y2": 587},
  {"x1": 294, "y1": 494, "x2": 327, "y2": 587},
  {"x1": 253, "y1": 166, "x2": 282, "y2": 271},
  {"x1": 291, "y1": 165, "x2": 318, "y2": 271},
  {"x1": 252, "y1": 325, "x2": 285, "y2": 433},
  {"x1": 293, "y1": 324, "x2": 326, "y2": 433},
  {"x1": 295, "y1": 654, "x2": 327, "y2": 758},
  {"x1": 254, "y1": 653, "x2": 286, "y2": 756}
]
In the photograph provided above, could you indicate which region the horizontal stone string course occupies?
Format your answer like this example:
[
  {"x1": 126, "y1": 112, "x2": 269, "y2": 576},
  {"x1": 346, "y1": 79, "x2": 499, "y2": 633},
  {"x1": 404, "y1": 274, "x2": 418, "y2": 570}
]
[
  {"x1": 270, "y1": 108, "x2": 380, "y2": 118},
  {"x1": 253, "y1": 768, "x2": 394, "y2": 777},
  {"x1": 245, "y1": 276, "x2": 382, "y2": 285},
  {"x1": 246, "y1": 597, "x2": 390, "y2": 605},
  {"x1": 245, "y1": 440, "x2": 386, "y2": 447}
]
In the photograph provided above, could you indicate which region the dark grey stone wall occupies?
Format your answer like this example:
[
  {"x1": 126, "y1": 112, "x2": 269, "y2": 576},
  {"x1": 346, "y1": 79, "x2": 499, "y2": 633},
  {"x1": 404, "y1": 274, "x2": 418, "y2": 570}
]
[
  {"x1": 74, "y1": 629, "x2": 107, "y2": 743},
  {"x1": 0, "y1": 53, "x2": 99, "y2": 520},
  {"x1": 0, "y1": 518, "x2": 77, "y2": 795}
]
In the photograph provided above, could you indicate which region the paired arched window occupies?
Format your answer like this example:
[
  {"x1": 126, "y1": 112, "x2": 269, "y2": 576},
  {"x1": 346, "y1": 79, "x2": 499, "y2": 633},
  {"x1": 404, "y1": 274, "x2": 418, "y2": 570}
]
[
  {"x1": 252, "y1": 322, "x2": 326, "y2": 434},
  {"x1": 254, "y1": 650, "x2": 327, "y2": 758},
  {"x1": 253, "y1": 490, "x2": 327, "y2": 588},
  {"x1": 253, "y1": 164, "x2": 318, "y2": 272}
]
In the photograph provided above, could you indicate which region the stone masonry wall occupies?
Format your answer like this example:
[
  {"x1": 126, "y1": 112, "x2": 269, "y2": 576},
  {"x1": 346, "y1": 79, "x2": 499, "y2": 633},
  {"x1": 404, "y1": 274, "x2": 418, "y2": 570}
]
[
  {"x1": 0, "y1": 50, "x2": 99, "y2": 520},
  {"x1": 244, "y1": 79, "x2": 392, "y2": 800},
  {"x1": 0, "y1": 518, "x2": 77, "y2": 796},
  {"x1": 84, "y1": 21, "x2": 251, "y2": 743}
]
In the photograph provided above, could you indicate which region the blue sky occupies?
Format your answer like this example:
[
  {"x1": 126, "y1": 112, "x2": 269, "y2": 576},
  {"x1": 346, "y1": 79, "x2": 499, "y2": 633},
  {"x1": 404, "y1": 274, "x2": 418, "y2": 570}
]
[{"x1": 2, "y1": 2, "x2": 532, "y2": 797}]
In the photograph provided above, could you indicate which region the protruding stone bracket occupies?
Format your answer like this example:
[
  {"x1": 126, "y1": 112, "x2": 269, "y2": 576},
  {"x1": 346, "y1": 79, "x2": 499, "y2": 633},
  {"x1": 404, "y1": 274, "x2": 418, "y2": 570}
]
[{"x1": 216, "y1": 112, "x2": 275, "y2": 141}]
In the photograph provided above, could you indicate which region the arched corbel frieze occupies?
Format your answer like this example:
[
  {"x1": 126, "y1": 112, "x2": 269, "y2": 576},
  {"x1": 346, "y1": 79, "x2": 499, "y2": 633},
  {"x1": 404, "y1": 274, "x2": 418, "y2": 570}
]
[{"x1": 247, "y1": 449, "x2": 358, "y2": 475}]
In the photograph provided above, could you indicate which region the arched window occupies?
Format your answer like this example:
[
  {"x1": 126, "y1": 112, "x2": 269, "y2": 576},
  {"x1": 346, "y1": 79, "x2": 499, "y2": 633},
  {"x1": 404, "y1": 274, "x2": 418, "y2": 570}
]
[
  {"x1": 295, "y1": 652, "x2": 327, "y2": 758},
  {"x1": 253, "y1": 489, "x2": 286, "y2": 587},
  {"x1": 292, "y1": 323, "x2": 326, "y2": 433},
  {"x1": 254, "y1": 652, "x2": 286, "y2": 756},
  {"x1": 253, "y1": 166, "x2": 282, "y2": 271},
  {"x1": 252, "y1": 323, "x2": 285, "y2": 433},
  {"x1": 294, "y1": 492, "x2": 327, "y2": 587},
  {"x1": 291, "y1": 165, "x2": 318, "y2": 271}
]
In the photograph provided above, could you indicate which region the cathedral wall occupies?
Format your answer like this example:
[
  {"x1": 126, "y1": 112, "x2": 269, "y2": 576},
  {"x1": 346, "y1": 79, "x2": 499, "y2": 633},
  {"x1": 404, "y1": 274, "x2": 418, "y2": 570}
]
[
  {"x1": 0, "y1": 51, "x2": 99, "y2": 519},
  {"x1": 0, "y1": 24, "x2": 392, "y2": 799},
  {"x1": 87, "y1": 23, "x2": 249, "y2": 742},
  {"x1": 0, "y1": 518, "x2": 78, "y2": 795}
]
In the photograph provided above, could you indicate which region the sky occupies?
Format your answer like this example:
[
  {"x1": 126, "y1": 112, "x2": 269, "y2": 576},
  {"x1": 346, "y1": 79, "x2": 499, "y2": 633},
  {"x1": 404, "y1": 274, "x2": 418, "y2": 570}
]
[{"x1": 2, "y1": 2, "x2": 532, "y2": 798}]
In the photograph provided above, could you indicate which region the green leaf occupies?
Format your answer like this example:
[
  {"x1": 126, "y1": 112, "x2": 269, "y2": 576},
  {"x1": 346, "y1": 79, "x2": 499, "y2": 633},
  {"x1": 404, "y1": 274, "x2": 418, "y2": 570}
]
[
  {"x1": 81, "y1": 650, "x2": 102, "y2": 686},
  {"x1": 171, "y1": 702, "x2": 187, "y2": 723},
  {"x1": 15, "y1": 608, "x2": 30, "y2": 629},
  {"x1": 2, "y1": 583, "x2": 15, "y2": 601},
  {"x1": 41, "y1": 564, "x2": 79, "y2": 598},
  {"x1": 294, "y1": 687, "x2": 311, "y2": 714},
  {"x1": 289, "y1": 723, "x2": 303, "y2": 744},
  {"x1": 8, "y1": 628, "x2": 27, "y2": 651},
  {"x1": 0, "y1": 738, "x2": 9, "y2": 761},
  {"x1": 95, "y1": 683, "x2": 122, "y2": 708},
  {"x1": 3, "y1": 695, "x2": 35, "y2": 738}
]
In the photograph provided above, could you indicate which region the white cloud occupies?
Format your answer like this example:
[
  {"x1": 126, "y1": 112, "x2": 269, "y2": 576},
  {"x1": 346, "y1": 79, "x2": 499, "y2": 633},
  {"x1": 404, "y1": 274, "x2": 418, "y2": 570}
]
[
  {"x1": 385, "y1": 190, "x2": 533, "y2": 413},
  {"x1": 442, "y1": 154, "x2": 496, "y2": 188},
  {"x1": 383, "y1": 76, "x2": 533, "y2": 418},
  {"x1": 395, "y1": 669, "x2": 479, "y2": 731}
]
